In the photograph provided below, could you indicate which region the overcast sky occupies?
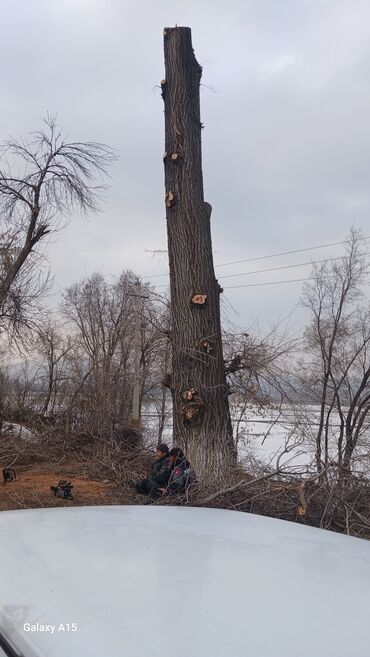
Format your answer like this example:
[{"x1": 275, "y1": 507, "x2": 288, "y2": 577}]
[{"x1": 1, "y1": 0, "x2": 370, "y2": 332}]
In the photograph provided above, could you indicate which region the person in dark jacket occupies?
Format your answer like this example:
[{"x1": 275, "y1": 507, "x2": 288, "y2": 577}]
[
  {"x1": 161, "y1": 447, "x2": 196, "y2": 496},
  {"x1": 135, "y1": 444, "x2": 171, "y2": 498}
]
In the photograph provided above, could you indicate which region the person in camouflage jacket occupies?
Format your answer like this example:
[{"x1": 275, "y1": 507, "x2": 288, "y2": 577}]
[
  {"x1": 135, "y1": 444, "x2": 171, "y2": 498},
  {"x1": 162, "y1": 447, "x2": 196, "y2": 496}
]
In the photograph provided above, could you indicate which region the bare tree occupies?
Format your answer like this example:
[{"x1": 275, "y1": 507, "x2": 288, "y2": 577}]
[
  {"x1": 140, "y1": 304, "x2": 172, "y2": 441},
  {"x1": 33, "y1": 319, "x2": 73, "y2": 416},
  {"x1": 4, "y1": 360, "x2": 39, "y2": 429},
  {"x1": 0, "y1": 115, "x2": 115, "y2": 333},
  {"x1": 0, "y1": 366, "x2": 11, "y2": 433},
  {"x1": 300, "y1": 229, "x2": 370, "y2": 475},
  {"x1": 223, "y1": 326, "x2": 300, "y2": 456},
  {"x1": 62, "y1": 271, "x2": 161, "y2": 435}
]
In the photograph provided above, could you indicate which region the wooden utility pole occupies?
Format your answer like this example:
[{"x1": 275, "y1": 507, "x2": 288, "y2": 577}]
[
  {"x1": 162, "y1": 27, "x2": 235, "y2": 480},
  {"x1": 129, "y1": 280, "x2": 147, "y2": 427}
]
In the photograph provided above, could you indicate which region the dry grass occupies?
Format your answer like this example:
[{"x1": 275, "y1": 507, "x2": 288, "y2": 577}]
[{"x1": 1, "y1": 429, "x2": 369, "y2": 540}]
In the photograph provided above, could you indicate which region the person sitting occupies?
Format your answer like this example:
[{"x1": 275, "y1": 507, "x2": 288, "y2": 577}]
[
  {"x1": 135, "y1": 444, "x2": 171, "y2": 498},
  {"x1": 161, "y1": 447, "x2": 196, "y2": 496}
]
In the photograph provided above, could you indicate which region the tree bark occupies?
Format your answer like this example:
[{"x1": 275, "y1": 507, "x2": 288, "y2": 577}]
[{"x1": 162, "y1": 26, "x2": 235, "y2": 480}]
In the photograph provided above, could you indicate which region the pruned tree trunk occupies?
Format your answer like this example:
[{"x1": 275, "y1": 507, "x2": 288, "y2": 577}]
[{"x1": 162, "y1": 26, "x2": 235, "y2": 481}]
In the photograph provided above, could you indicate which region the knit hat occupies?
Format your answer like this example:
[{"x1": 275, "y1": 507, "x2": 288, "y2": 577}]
[
  {"x1": 157, "y1": 443, "x2": 169, "y2": 455},
  {"x1": 169, "y1": 447, "x2": 185, "y2": 460}
]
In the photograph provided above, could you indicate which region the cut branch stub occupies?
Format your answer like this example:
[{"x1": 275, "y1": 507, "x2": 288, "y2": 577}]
[
  {"x1": 163, "y1": 151, "x2": 168, "y2": 160},
  {"x1": 191, "y1": 293, "x2": 207, "y2": 306},
  {"x1": 180, "y1": 399, "x2": 205, "y2": 426},
  {"x1": 161, "y1": 79, "x2": 167, "y2": 101},
  {"x1": 216, "y1": 280, "x2": 224, "y2": 294},
  {"x1": 182, "y1": 388, "x2": 198, "y2": 401},
  {"x1": 180, "y1": 387, "x2": 205, "y2": 426},
  {"x1": 165, "y1": 191, "x2": 175, "y2": 208},
  {"x1": 171, "y1": 153, "x2": 179, "y2": 161},
  {"x1": 197, "y1": 339, "x2": 214, "y2": 355}
]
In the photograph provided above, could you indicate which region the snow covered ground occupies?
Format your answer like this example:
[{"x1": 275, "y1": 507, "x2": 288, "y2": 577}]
[
  {"x1": 142, "y1": 403, "x2": 369, "y2": 474},
  {"x1": 237, "y1": 418, "x2": 313, "y2": 471},
  {"x1": 235, "y1": 405, "x2": 369, "y2": 474},
  {"x1": 2, "y1": 421, "x2": 37, "y2": 443}
]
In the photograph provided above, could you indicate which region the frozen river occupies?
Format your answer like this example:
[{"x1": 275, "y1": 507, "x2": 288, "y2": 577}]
[{"x1": 142, "y1": 403, "x2": 369, "y2": 474}]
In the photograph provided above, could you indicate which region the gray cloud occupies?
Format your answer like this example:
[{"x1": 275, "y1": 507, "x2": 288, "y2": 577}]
[{"x1": 1, "y1": 0, "x2": 369, "y2": 330}]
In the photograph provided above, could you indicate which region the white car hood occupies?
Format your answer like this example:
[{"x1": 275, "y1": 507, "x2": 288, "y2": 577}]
[{"x1": 0, "y1": 505, "x2": 369, "y2": 657}]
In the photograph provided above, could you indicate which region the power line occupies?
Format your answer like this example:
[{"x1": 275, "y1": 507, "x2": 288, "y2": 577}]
[
  {"x1": 224, "y1": 277, "x2": 310, "y2": 289},
  {"x1": 215, "y1": 240, "x2": 348, "y2": 268},
  {"x1": 222, "y1": 273, "x2": 370, "y2": 290},
  {"x1": 154, "y1": 276, "x2": 310, "y2": 290},
  {"x1": 152, "y1": 250, "x2": 370, "y2": 289},
  {"x1": 220, "y1": 253, "x2": 370, "y2": 280},
  {"x1": 224, "y1": 275, "x2": 370, "y2": 290},
  {"x1": 141, "y1": 272, "x2": 168, "y2": 280},
  {"x1": 142, "y1": 237, "x2": 369, "y2": 280}
]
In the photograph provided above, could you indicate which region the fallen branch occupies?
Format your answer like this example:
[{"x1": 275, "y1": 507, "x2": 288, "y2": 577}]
[
  {"x1": 342, "y1": 501, "x2": 370, "y2": 528},
  {"x1": 198, "y1": 470, "x2": 280, "y2": 505}
]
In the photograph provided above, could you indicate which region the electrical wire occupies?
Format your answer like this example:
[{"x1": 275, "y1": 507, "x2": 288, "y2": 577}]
[
  {"x1": 152, "y1": 252, "x2": 370, "y2": 289},
  {"x1": 224, "y1": 277, "x2": 310, "y2": 289},
  {"x1": 154, "y1": 277, "x2": 310, "y2": 290},
  {"x1": 142, "y1": 237, "x2": 369, "y2": 280},
  {"x1": 220, "y1": 253, "x2": 370, "y2": 280},
  {"x1": 215, "y1": 240, "x2": 348, "y2": 267}
]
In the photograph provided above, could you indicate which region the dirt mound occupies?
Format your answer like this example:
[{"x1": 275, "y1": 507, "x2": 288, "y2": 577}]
[{"x1": 0, "y1": 464, "x2": 112, "y2": 511}]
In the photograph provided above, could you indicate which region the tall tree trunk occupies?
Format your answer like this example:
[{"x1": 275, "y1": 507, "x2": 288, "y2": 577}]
[{"x1": 162, "y1": 26, "x2": 235, "y2": 481}]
